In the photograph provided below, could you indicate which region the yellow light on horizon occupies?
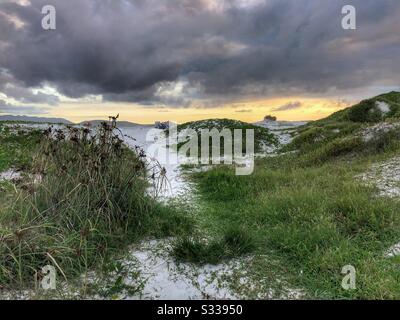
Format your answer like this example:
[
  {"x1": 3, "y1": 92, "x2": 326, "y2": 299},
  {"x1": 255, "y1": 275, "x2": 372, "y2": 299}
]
[{"x1": 45, "y1": 97, "x2": 352, "y2": 124}]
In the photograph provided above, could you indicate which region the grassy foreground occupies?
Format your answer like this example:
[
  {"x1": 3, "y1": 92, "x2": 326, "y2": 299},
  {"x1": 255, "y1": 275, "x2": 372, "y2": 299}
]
[
  {"x1": 0, "y1": 121, "x2": 191, "y2": 294},
  {"x1": 183, "y1": 155, "x2": 400, "y2": 299}
]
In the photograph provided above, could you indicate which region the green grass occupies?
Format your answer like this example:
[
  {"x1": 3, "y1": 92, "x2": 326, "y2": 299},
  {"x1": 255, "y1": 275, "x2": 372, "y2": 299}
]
[
  {"x1": 285, "y1": 121, "x2": 361, "y2": 152},
  {"x1": 0, "y1": 124, "x2": 41, "y2": 172},
  {"x1": 321, "y1": 91, "x2": 400, "y2": 123},
  {"x1": 173, "y1": 95, "x2": 400, "y2": 298},
  {"x1": 172, "y1": 226, "x2": 256, "y2": 264},
  {"x1": 283, "y1": 99, "x2": 400, "y2": 167},
  {"x1": 182, "y1": 155, "x2": 400, "y2": 299},
  {"x1": 0, "y1": 122, "x2": 192, "y2": 292},
  {"x1": 282, "y1": 91, "x2": 400, "y2": 156}
]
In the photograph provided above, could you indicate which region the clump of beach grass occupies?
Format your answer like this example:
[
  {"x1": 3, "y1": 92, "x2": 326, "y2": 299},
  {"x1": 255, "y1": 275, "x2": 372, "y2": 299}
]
[
  {"x1": 0, "y1": 117, "x2": 192, "y2": 291},
  {"x1": 172, "y1": 227, "x2": 256, "y2": 265}
]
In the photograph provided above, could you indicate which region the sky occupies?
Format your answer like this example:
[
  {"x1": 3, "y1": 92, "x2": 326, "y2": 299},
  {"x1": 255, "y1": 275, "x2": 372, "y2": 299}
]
[{"x1": 0, "y1": 0, "x2": 399, "y2": 124}]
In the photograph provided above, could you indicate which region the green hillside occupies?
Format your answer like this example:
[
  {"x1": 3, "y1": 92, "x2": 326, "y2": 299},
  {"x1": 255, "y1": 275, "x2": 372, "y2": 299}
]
[
  {"x1": 176, "y1": 118, "x2": 278, "y2": 155},
  {"x1": 176, "y1": 92, "x2": 400, "y2": 299},
  {"x1": 283, "y1": 92, "x2": 400, "y2": 164}
]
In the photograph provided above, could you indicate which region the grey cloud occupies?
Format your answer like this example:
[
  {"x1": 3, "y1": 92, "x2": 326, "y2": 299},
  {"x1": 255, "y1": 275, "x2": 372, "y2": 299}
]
[
  {"x1": 272, "y1": 101, "x2": 302, "y2": 111},
  {"x1": 103, "y1": 84, "x2": 193, "y2": 108},
  {"x1": 0, "y1": 70, "x2": 59, "y2": 105},
  {"x1": 0, "y1": 99, "x2": 48, "y2": 115},
  {"x1": 1, "y1": 85, "x2": 59, "y2": 105},
  {"x1": 0, "y1": 0, "x2": 399, "y2": 107}
]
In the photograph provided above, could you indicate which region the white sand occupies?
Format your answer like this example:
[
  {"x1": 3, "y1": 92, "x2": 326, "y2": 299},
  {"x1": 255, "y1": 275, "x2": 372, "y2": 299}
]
[
  {"x1": 121, "y1": 125, "x2": 191, "y2": 199},
  {"x1": 376, "y1": 101, "x2": 390, "y2": 114},
  {"x1": 385, "y1": 242, "x2": 400, "y2": 258},
  {"x1": 0, "y1": 168, "x2": 21, "y2": 181},
  {"x1": 358, "y1": 156, "x2": 400, "y2": 258},
  {"x1": 125, "y1": 240, "x2": 239, "y2": 300},
  {"x1": 254, "y1": 120, "x2": 307, "y2": 148}
]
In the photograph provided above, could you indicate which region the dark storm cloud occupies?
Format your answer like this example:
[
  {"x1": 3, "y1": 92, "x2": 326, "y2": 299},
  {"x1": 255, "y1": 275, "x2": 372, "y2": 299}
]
[
  {"x1": 0, "y1": 0, "x2": 399, "y2": 107},
  {"x1": 0, "y1": 70, "x2": 59, "y2": 105}
]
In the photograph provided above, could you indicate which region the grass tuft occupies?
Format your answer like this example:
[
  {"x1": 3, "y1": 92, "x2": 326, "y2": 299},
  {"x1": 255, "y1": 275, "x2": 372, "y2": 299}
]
[
  {"x1": 172, "y1": 227, "x2": 256, "y2": 265},
  {"x1": 0, "y1": 119, "x2": 192, "y2": 290}
]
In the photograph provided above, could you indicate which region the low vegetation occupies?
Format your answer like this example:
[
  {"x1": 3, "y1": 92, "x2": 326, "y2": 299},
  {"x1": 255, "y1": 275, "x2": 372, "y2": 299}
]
[
  {"x1": 175, "y1": 118, "x2": 278, "y2": 155},
  {"x1": 173, "y1": 92, "x2": 400, "y2": 299},
  {"x1": 0, "y1": 120, "x2": 191, "y2": 292},
  {"x1": 173, "y1": 227, "x2": 256, "y2": 265},
  {"x1": 283, "y1": 92, "x2": 400, "y2": 165},
  {"x1": 323, "y1": 91, "x2": 400, "y2": 123},
  {"x1": 184, "y1": 154, "x2": 400, "y2": 299},
  {"x1": 0, "y1": 124, "x2": 40, "y2": 173}
]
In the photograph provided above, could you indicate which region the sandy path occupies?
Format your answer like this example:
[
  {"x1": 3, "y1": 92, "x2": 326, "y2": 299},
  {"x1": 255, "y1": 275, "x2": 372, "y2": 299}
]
[{"x1": 121, "y1": 125, "x2": 191, "y2": 199}]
